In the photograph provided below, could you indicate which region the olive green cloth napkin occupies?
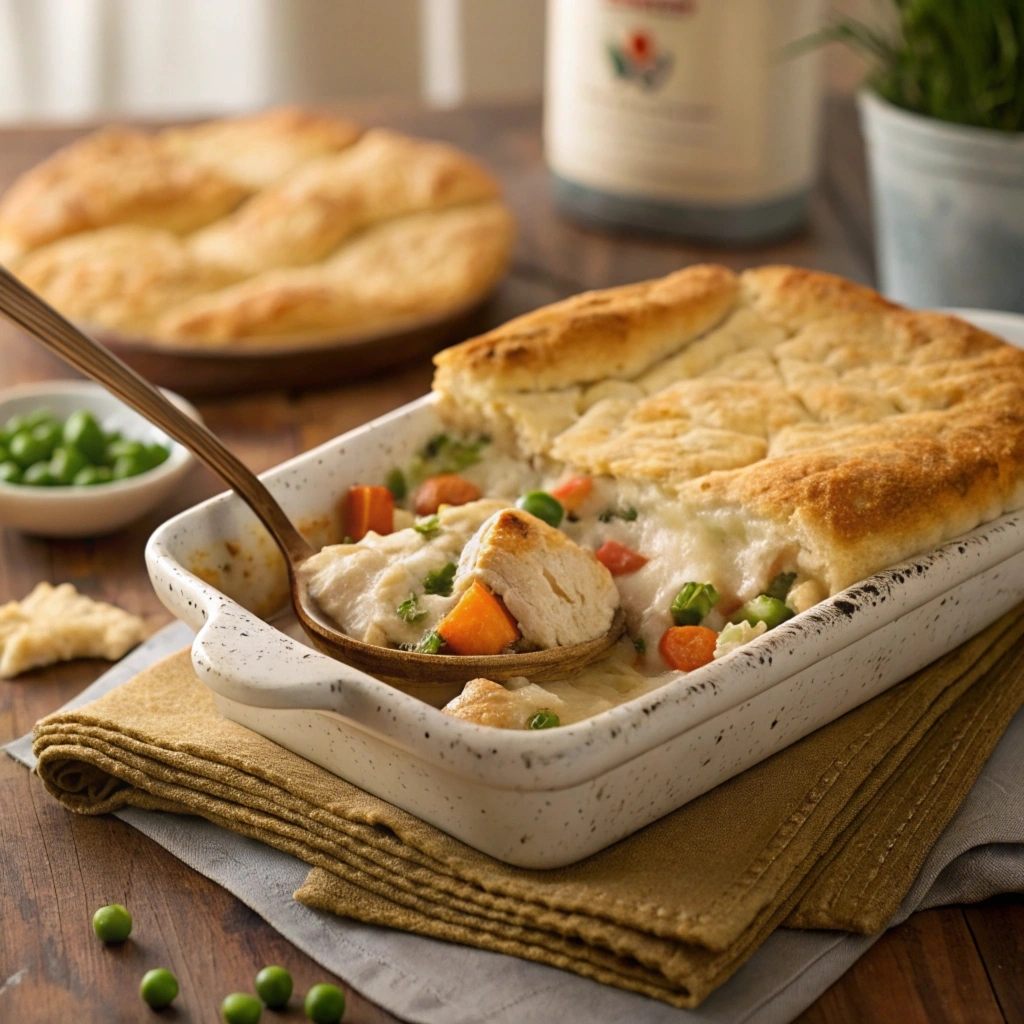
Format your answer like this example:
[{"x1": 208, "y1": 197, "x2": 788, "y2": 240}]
[{"x1": 31, "y1": 608, "x2": 1024, "y2": 1009}]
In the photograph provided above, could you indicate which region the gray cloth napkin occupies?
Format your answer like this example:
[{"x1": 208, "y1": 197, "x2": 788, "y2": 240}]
[{"x1": 7, "y1": 621, "x2": 1024, "y2": 1024}]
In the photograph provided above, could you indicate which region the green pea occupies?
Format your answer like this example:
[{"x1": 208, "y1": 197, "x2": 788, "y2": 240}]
[
  {"x1": 63, "y1": 409, "x2": 107, "y2": 463},
  {"x1": 92, "y1": 903, "x2": 132, "y2": 943},
  {"x1": 304, "y1": 983, "x2": 345, "y2": 1024},
  {"x1": 50, "y1": 445, "x2": 88, "y2": 485},
  {"x1": 146, "y1": 443, "x2": 171, "y2": 469},
  {"x1": 515, "y1": 490, "x2": 564, "y2": 529},
  {"x1": 140, "y1": 968, "x2": 179, "y2": 1010},
  {"x1": 30, "y1": 421, "x2": 62, "y2": 459},
  {"x1": 23, "y1": 408, "x2": 57, "y2": 430},
  {"x1": 9, "y1": 431, "x2": 49, "y2": 469},
  {"x1": 221, "y1": 992, "x2": 262, "y2": 1024},
  {"x1": 107, "y1": 438, "x2": 146, "y2": 461},
  {"x1": 23, "y1": 461, "x2": 56, "y2": 486},
  {"x1": 2, "y1": 413, "x2": 26, "y2": 439},
  {"x1": 0, "y1": 461, "x2": 22, "y2": 484},
  {"x1": 112, "y1": 453, "x2": 151, "y2": 480},
  {"x1": 527, "y1": 710, "x2": 560, "y2": 729},
  {"x1": 255, "y1": 965, "x2": 293, "y2": 1009},
  {"x1": 73, "y1": 465, "x2": 113, "y2": 486},
  {"x1": 385, "y1": 467, "x2": 407, "y2": 500},
  {"x1": 98, "y1": 431, "x2": 122, "y2": 463}
]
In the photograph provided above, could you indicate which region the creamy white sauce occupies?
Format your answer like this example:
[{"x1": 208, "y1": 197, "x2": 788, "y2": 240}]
[
  {"x1": 502, "y1": 639, "x2": 673, "y2": 725},
  {"x1": 308, "y1": 437, "x2": 823, "y2": 725}
]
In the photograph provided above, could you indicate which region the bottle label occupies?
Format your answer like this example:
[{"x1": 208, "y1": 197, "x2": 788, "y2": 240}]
[{"x1": 545, "y1": 0, "x2": 824, "y2": 206}]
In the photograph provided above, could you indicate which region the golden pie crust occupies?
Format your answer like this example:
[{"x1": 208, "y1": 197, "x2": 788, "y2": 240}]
[
  {"x1": 433, "y1": 265, "x2": 1024, "y2": 596},
  {"x1": 3, "y1": 107, "x2": 513, "y2": 345}
]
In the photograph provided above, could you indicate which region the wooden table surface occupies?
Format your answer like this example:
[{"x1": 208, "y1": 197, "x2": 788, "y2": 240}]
[{"x1": 1, "y1": 98, "x2": 1022, "y2": 1024}]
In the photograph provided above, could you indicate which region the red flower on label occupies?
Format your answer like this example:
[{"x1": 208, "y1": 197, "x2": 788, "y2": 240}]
[
  {"x1": 608, "y1": 26, "x2": 674, "y2": 91},
  {"x1": 626, "y1": 30, "x2": 653, "y2": 65}
]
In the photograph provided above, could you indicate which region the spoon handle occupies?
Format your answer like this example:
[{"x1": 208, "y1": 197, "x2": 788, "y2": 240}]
[{"x1": 0, "y1": 264, "x2": 315, "y2": 566}]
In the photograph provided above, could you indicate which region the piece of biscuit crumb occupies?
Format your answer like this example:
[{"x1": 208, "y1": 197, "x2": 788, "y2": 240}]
[{"x1": 0, "y1": 582, "x2": 147, "y2": 679}]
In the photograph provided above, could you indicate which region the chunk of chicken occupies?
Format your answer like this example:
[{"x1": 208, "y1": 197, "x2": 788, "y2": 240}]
[
  {"x1": 455, "y1": 508, "x2": 619, "y2": 649},
  {"x1": 443, "y1": 677, "x2": 567, "y2": 729},
  {"x1": 300, "y1": 498, "x2": 508, "y2": 646}
]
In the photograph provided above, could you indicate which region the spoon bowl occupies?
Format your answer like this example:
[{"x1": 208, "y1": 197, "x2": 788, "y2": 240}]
[
  {"x1": 0, "y1": 264, "x2": 626, "y2": 693},
  {"x1": 297, "y1": 587, "x2": 625, "y2": 699}
]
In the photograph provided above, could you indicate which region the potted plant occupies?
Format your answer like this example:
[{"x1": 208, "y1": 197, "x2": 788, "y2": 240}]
[{"x1": 825, "y1": 2, "x2": 1024, "y2": 311}]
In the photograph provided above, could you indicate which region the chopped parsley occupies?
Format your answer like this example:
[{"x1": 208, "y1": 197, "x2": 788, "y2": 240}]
[
  {"x1": 417, "y1": 631, "x2": 445, "y2": 655},
  {"x1": 633, "y1": 636, "x2": 646, "y2": 655},
  {"x1": 423, "y1": 562, "x2": 457, "y2": 597},
  {"x1": 422, "y1": 434, "x2": 450, "y2": 458},
  {"x1": 765, "y1": 571, "x2": 797, "y2": 602},
  {"x1": 413, "y1": 514, "x2": 441, "y2": 537},
  {"x1": 598, "y1": 506, "x2": 638, "y2": 523},
  {"x1": 397, "y1": 593, "x2": 427, "y2": 623},
  {"x1": 670, "y1": 582, "x2": 719, "y2": 627},
  {"x1": 527, "y1": 710, "x2": 560, "y2": 729},
  {"x1": 409, "y1": 433, "x2": 489, "y2": 481},
  {"x1": 342, "y1": 535, "x2": 354, "y2": 544},
  {"x1": 385, "y1": 468, "x2": 407, "y2": 500}
]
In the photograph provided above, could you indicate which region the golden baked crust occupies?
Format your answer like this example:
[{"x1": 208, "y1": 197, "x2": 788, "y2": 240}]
[
  {"x1": 157, "y1": 106, "x2": 361, "y2": 190},
  {"x1": 0, "y1": 127, "x2": 247, "y2": 253},
  {"x1": 432, "y1": 264, "x2": 1024, "y2": 595},
  {"x1": 157, "y1": 201, "x2": 514, "y2": 343},
  {"x1": 16, "y1": 226, "x2": 239, "y2": 335},
  {"x1": 434, "y1": 264, "x2": 738, "y2": 395},
  {"x1": 188, "y1": 128, "x2": 502, "y2": 277},
  {"x1": 2, "y1": 110, "x2": 512, "y2": 345}
]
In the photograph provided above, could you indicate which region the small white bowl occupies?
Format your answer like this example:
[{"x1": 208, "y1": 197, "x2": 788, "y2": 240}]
[{"x1": 0, "y1": 380, "x2": 200, "y2": 537}]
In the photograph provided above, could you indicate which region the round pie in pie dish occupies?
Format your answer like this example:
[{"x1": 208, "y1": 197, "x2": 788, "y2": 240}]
[{"x1": 0, "y1": 107, "x2": 515, "y2": 355}]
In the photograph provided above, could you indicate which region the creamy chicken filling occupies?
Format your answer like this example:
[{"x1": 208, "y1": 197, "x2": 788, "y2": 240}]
[{"x1": 302, "y1": 432, "x2": 827, "y2": 728}]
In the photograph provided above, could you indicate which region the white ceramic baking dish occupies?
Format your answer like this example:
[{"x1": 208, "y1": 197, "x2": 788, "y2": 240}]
[{"x1": 146, "y1": 310, "x2": 1024, "y2": 869}]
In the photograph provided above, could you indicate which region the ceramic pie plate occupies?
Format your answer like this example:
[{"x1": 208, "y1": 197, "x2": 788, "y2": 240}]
[
  {"x1": 145, "y1": 310, "x2": 1024, "y2": 868},
  {"x1": 89, "y1": 292, "x2": 494, "y2": 398}
]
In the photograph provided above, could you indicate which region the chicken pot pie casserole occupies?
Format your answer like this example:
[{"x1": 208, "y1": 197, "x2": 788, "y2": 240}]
[
  {"x1": 301, "y1": 264, "x2": 1024, "y2": 730},
  {"x1": 0, "y1": 107, "x2": 514, "y2": 346},
  {"x1": 296, "y1": 262, "x2": 1024, "y2": 729}
]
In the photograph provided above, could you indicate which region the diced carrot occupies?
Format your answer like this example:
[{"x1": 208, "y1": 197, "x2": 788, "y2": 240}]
[
  {"x1": 413, "y1": 474, "x2": 482, "y2": 515},
  {"x1": 594, "y1": 540, "x2": 648, "y2": 576},
  {"x1": 437, "y1": 581, "x2": 521, "y2": 656},
  {"x1": 659, "y1": 626, "x2": 718, "y2": 672},
  {"x1": 342, "y1": 485, "x2": 394, "y2": 542},
  {"x1": 549, "y1": 475, "x2": 593, "y2": 512}
]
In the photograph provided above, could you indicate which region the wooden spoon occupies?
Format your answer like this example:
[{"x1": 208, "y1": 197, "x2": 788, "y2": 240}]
[{"x1": 0, "y1": 266, "x2": 625, "y2": 689}]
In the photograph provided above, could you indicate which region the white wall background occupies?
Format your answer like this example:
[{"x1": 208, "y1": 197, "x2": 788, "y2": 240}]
[
  {"x1": 0, "y1": 0, "x2": 545, "y2": 121},
  {"x1": 0, "y1": 0, "x2": 866, "y2": 122}
]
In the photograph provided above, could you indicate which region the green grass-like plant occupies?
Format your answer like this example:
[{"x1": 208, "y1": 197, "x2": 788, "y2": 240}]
[{"x1": 813, "y1": 0, "x2": 1024, "y2": 131}]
